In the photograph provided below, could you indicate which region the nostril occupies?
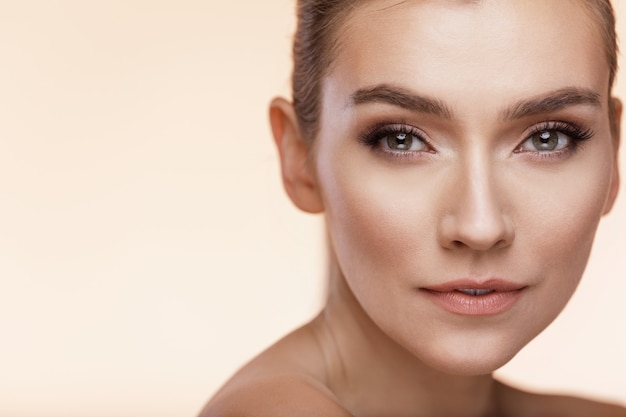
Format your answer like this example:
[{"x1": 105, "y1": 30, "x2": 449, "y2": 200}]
[
  {"x1": 447, "y1": 234, "x2": 512, "y2": 251},
  {"x1": 494, "y1": 239, "x2": 507, "y2": 250},
  {"x1": 438, "y1": 210, "x2": 515, "y2": 251}
]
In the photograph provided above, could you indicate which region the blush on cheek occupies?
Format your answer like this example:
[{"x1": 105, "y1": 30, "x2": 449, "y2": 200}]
[
  {"x1": 324, "y1": 168, "x2": 436, "y2": 282},
  {"x1": 523, "y1": 170, "x2": 609, "y2": 300},
  {"x1": 326, "y1": 193, "x2": 396, "y2": 277}
]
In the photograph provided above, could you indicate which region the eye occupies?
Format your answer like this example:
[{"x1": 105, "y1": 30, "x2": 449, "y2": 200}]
[
  {"x1": 383, "y1": 132, "x2": 428, "y2": 152},
  {"x1": 520, "y1": 129, "x2": 569, "y2": 152},
  {"x1": 358, "y1": 123, "x2": 433, "y2": 159},
  {"x1": 514, "y1": 121, "x2": 594, "y2": 157}
]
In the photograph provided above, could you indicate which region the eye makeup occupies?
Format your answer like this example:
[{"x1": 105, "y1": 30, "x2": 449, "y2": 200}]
[
  {"x1": 357, "y1": 121, "x2": 435, "y2": 162},
  {"x1": 357, "y1": 118, "x2": 596, "y2": 163},
  {"x1": 513, "y1": 120, "x2": 595, "y2": 161}
]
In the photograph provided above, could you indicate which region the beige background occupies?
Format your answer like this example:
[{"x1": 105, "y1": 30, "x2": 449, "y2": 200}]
[{"x1": 0, "y1": 1, "x2": 624, "y2": 416}]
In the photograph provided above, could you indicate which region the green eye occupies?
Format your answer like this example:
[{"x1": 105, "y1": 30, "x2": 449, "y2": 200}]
[
  {"x1": 531, "y1": 130, "x2": 559, "y2": 151},
  {"x1": 518, "y1": 129, "x2": 570, "y2": 153},
  {"x1": 385, "y1": 132, "x2": 426, "y2": 152}
]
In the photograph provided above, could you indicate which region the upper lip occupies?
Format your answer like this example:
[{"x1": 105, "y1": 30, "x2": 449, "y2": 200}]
[{"x1": 422, "y1": 278, "x2": 526, "y2": 293}]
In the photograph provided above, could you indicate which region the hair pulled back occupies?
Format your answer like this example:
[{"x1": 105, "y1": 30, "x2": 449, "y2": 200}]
[
  {"x1": 292, "y1": 0, "x2": 357, "y2": 140},
  {"x1": 291, "y1": 0, "x2": 618, "y2": 141}
]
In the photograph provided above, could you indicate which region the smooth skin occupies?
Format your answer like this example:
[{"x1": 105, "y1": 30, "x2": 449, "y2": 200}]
[{"x1": 201, "y1": 1, "x2": 626, "y2": 416}]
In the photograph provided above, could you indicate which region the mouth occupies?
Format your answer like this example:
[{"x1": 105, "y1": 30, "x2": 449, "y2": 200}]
[
  {"x1": 421, "y1": 279, "x2": 527, "y2": 316},
  {"x1": 455, "y1": 288, "x2": 495, "y2": 296}
]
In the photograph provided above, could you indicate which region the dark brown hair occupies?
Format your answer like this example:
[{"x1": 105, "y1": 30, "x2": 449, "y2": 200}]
[{"x1": 291, "y1": 0, "x2": 619, "y2": 140}]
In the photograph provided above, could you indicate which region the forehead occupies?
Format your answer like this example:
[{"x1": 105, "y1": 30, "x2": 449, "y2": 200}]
[
  {"x1": 327, "y1": 0, "x2": 609, "y2": 110},
  {"x1": 340, "y1": 0, "x2": 600, "y2": 45}
]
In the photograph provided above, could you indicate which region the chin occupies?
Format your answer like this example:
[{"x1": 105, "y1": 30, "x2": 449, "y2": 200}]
[
  {"x1": 401, "y1": 328, "x2": 532, "y2": 377},
  {"x1": 427, "y1": 348, "x2": 518, "y2": 377}
]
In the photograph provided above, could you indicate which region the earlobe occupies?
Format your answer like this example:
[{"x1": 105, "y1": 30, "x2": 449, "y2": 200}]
[
  {"x1": 269, "y1": 97, "x2": 324, "y2": 214},
  {"x1": 603, "y1": 97, "x2": 621, "y2": 215}
]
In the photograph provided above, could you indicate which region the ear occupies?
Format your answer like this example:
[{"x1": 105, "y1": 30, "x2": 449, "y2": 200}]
[
  {"x1": 269, "y1": 97, "x2": 324, "y2": 213},
  {"x1": 603, "y1": 97, "x2": 621, "y2": 215}
]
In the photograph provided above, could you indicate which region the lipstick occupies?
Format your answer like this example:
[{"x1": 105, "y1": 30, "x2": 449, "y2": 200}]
[{"x1": 421, "y1": 279, "x2": 526, "y2": 316}]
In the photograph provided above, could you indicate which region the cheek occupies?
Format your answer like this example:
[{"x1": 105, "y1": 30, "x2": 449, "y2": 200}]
[
  {"x1": 320, "y1": 161, "x2": 440, "y2": 287},
  {"x1": 517, "y1": 159, "x2": 612, "y2": 301}
]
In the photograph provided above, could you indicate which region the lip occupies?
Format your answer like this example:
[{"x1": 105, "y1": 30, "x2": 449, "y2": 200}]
[{"x1": 421, "y1": 279, "x2": 527, "y2": 316}]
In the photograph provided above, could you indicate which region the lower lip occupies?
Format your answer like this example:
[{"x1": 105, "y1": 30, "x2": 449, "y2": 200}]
[{"x1": 421, "y1": 289, "x2": 524, "y2": 316}]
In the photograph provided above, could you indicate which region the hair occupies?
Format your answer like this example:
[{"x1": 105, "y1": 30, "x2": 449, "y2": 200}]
[{"x1": 291, "y1": 0, "x2": 619, "y2": 141}]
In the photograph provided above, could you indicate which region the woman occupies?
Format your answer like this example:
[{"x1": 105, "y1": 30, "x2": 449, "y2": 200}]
[{"x1": 202, "y1": 0, "x2": 626, "y2": 415}]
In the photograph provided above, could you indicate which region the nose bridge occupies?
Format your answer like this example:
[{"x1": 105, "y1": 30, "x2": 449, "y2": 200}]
[{"x1": 440, "y1": 147, "x2": 514, "y2": 251}]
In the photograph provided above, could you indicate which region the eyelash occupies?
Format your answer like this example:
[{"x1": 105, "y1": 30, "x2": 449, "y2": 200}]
[
  {"x1": 515, "y1": 121, "x2": 594, "y2": 159},
  {"x1": 358, "y1": 122, "x2": 432, "y2": 160},
  {"x1": 358, "y1": 120, "x2": 595, "y2": 161}
]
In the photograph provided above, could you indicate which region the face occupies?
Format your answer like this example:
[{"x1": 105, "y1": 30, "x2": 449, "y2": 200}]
[{"x1": 310, "y1": 0, "x2": 619, "y2": 375}]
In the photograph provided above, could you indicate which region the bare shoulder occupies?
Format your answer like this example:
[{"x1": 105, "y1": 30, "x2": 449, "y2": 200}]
[
  {"x1": 199, "y1": 373, "x2": 354, "y2": 417},
  {"x1": 199, "y1": 318, "x2": 353, "y2": 417},
  {"x1": 498, "y1": 381, "x2": 626, "y2": 417}
]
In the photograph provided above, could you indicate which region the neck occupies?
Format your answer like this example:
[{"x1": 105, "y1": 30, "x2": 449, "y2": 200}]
[{"x1": 311, "y1": 254, "x2": 504, "y2": 417}]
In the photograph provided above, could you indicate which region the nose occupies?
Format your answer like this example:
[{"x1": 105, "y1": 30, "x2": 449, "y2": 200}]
[{"x1": 438, "y1": 158, "x2": 514, "y2": 252}]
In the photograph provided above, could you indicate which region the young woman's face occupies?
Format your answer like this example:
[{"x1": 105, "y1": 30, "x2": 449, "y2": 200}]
[{"x1": 313, "y1": 0, "x2": 619, "y2": 375}]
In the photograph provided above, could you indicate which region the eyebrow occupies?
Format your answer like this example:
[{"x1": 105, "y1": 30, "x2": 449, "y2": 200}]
[
  {"x1": 349, "y1": 84, "x2": 601, "y2": 121},
  {"x1": 501, "y1": 87, "x2": 602, "y2": 121},
  {"x1": 349, "y1": 84, "x2": 453, "y2": 119}
]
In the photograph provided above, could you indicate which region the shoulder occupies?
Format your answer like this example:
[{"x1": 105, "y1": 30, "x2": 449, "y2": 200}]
[
  {"x1": 498, "y1": 381, "x2": 626, "y2": 417},
  {"x1": 199, "y1": 318, "x2": 353, "y2": 417},
  {"x1": 198, "y1": 373, "x2": 354, "y2": 417}
]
